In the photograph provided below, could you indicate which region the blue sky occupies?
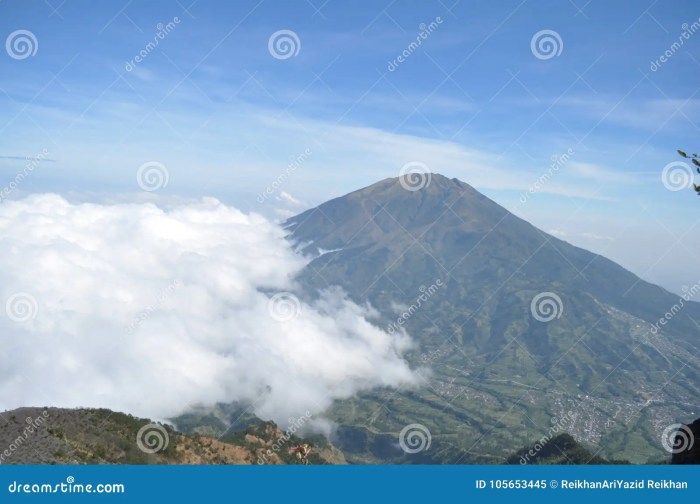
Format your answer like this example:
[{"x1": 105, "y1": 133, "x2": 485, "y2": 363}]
[{"x1": 1, "y1": 0, "x2": 699, "y2": 294}]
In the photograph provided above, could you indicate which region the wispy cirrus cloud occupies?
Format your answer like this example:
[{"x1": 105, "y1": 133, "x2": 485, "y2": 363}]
[
  {"x1": 551, "y1": 96, "x2": 700, "y2": 130},
  {"x1": 0, "y1": 155, "x2": 57, "y2": 162}
]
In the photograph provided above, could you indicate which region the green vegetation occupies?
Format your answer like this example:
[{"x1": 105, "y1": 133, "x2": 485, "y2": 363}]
[
  {"x1": 677, "y1": 149, "x2": 700, "y2": 194},
  {"x1": 0, "y1": 406, "x2": 333, "y2": 465},
  {"x1": 506, "y1": 434, "x2": 630, "y2": 465}
]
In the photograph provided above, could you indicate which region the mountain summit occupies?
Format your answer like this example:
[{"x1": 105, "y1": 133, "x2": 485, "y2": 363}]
[
  {"x1": 287, "y1": 174, "x2": 512, "y2": 255},
  {"x1": 286, "y1": 174, "x2": 700, "y2": 464}
]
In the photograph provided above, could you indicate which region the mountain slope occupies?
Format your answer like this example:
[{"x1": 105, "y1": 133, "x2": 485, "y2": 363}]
[
  {"x1": 285, "y1": 174, "x2": 700, "y2": 463},
  {"x1": 0, "y1": 407, "x2": 341, "y2": 465},
  {"x1": 505, "y1": 434, "x2": 630, "y2": 464}
]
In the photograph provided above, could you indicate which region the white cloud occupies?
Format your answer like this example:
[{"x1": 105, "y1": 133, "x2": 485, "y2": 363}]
[
  {"x1": 551, "y1": 97, "x2": 700, "y2": 130},
  {"x1": 548, "y1": 228, "x2": 567, "y2": 237},
  {"x1": 580, "y1": 231, "x2": 614, "y2": 241},
  {"x1": 273, "y1": 207, "x2": 297, "y2": 219},
  {"x1": 0, "y1": 194, "x2": 419, "y2": 424},
  {"x1": 568, "y1": 162, "x2": 637, "y2": 184},
  {"x1": 276, "y1": 191, "x2": 306, "y2": 207}
]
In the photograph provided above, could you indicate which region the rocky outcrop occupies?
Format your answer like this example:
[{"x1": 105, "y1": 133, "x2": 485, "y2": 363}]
[{"x1": 0, "y1": 407, "x2": 341, "y2": 465}]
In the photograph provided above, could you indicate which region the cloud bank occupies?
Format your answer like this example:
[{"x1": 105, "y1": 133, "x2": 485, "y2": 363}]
[{"x1": 0, "y1": 194, "x2": 418, "y2": 424}]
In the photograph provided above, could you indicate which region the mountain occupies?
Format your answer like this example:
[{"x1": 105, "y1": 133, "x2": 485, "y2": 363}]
[
  {"x1": 505, "y1": 433, "x2": 630, "y2": 464},
  {"x1": 0, "y1": 407, "x2": 342, "y2": 465},
  {"x1": 285, "y1": 174, "x2": 700, "y2": 464}
]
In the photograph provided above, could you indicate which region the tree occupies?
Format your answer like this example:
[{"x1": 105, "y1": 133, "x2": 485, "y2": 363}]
[{"x1": 677, "y1": 150, "x2": 700, "y2": 194}]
